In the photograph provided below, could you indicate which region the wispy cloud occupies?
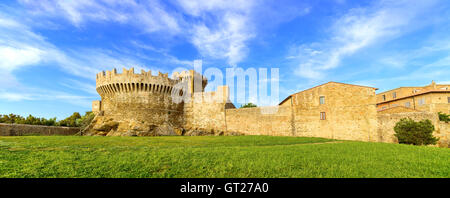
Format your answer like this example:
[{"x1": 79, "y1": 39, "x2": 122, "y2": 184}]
[
  {"x1": 18, "y1": 0, "x2": 181, "y2": 33},
  {"x1": 177, "y1": 0, "x2": 256, "y2": 66},
  {"x1": 0, "y1": 12, "x2": 152, "y2": 104},
  {"x1": 60, "y1": 79, "x2": 97, "y2": 96},
  {"x1": 19, "y1": 0, "x2": 254, "y2": 65},
  {"x1": 179, "y1": 0, "x2": 310, "y2": 66},
  {"x1": 0, "y1": 11, "x2": 152, "y2": 78},
  {"x1": 290, "y1": 0, "x2": 441, "y2": 79},
  {"x1": 0, "y1": 15, "x2": 47, "y2": 72},
  {"x1": 18, "y1": 0, "x2": 310, "y2": 66},
  {"x1": 0, "y1": 89, "x2": 95, "y2": 107}
]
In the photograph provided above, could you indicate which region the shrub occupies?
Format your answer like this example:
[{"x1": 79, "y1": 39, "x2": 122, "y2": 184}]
[
  {"x1": 42, "y1": 117, "x2": 57, "y2": 126},
  {"x1": 438, "y1": 112, "x2": 449, "y2": 123},
  {"x1": 0, "y1": 113, "x2": 85, "y2": 127},
  {"x1": 240, "y1": 103, "x2": 257, "y2": 108},
  {"x1": 58, "y1": 112, "x2": 81, "y2": 127},
  {"x1": 76, "y1": 111, "x2": 95, "y2": 129},
  {"x1": 394, "y1": 118, "x2": 438, "y2": 146}
]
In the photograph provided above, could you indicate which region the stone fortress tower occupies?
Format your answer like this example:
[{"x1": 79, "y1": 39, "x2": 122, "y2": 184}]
[{"x1": 85, "y1": 68, "x2": 218, "y2": 136}]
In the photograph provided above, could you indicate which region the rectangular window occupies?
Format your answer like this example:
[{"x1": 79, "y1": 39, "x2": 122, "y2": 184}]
[
  {"x1": 448, "y1": 97, "x2": 450, "y2": 103},
  {"x1": 320, "y1": 112, "x2": 326, "y2": 120},
  {"x1": 405, "y1": 102, "x2": 410, "y2": 107},
  {"x1": 382, "y1": 95, "x2": 386, "y2": 101},
  {"x1": 319, "y1": 96, "x2": 325, "y2": 104},
  {"x1": 392, "y1": 92, "x2": 397, "y2": 99},
  {"x1": 418, "y1": 98, "x2": 425, "y2": 105}
]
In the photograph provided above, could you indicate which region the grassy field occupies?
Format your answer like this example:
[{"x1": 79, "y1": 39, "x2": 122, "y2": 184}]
[{"x1": 0, "y1": 136, "x2": 449, "y2": 178}]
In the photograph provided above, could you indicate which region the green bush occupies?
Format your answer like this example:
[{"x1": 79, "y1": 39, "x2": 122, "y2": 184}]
[
  {"x1": 76, "y1": 111, "x2": 95, "y2": 130},
  {"x1": 58, "y1": 112, "x2": 81, "y2": 127},
  {"x1": 0, "y1": 112, "x2": 85, "y2": 127},
  {"x1": 0, "y1": 114, "x2": 23, "y2": 124},
  {"x1": 240, "y1": 103, "x2": 257, "y2": 108},
  {"x1": 438, "y1": 112, "x2": 449, "y2": 123},
  {"x1": 394, "y1": 118, "x2": 438, "y2": 146}
]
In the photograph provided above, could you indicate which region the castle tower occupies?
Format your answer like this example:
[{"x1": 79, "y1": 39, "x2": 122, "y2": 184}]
[
  {"x1": 172, "y1": 70, "x2": 208, "y2": 95},
  {"x1": 86, "y1": 68, "x2": 200, "y2": 136}
]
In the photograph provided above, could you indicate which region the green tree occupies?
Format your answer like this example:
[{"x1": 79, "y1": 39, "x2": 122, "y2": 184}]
[
  {"x1": 438, "y1": 112, "x2": 449, "y2": 123},
  {"x1": 58, "y1": 112, "x2": 82, "y2": 127},
  {"x1": 25, "y1": 114, "x2": 42, "y2": 125},
  {"x1": 12, "y1": 114, "x2": 25, "y2": 124},
  {"x1": 394, "y1": 118, "x2": 438, "y2": 146},
  {"x1": 240, "y1": 103, "x2": 257, "y2": 108},
  {"x1": 76, "y1": 111, "x2": 95, "y2": 129},
  {"x1": 42, "y1": 117, "x2": 57, "y2": 126}
]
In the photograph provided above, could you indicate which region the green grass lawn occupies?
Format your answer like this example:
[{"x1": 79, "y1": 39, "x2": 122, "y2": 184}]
[{"x1": 0, "y1": 136, "x2": 448, "y2": 178}]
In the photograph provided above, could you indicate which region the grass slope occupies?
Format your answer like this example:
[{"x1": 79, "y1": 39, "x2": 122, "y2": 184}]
[{"x1": 0, "y1": 136, "x2": 448, "y2": 178}]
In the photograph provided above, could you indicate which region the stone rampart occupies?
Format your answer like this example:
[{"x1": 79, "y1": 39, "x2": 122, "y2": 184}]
[{"x1": 0, "y1": 123, "x2": 79, "y2": 136}]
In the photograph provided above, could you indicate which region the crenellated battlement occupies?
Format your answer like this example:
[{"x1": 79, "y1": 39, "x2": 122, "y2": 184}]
[
  {"x1": 87, "y1": 67, "x2": 237, "y2": 137},
  {"x1": 95, "y1": 68, "x2": 183, "y2": 96},
  {"x1": 96, "y1": 68, "x2": 176, "y2": 86}
]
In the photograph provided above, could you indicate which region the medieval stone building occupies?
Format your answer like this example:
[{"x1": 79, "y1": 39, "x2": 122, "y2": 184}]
[
  {"x1": 85, "y1": 68, "x2": 233, "y2": 136},
  {"x1": 377, "y1": 81, "x2": 450, "y2": 114},
  {"x1": 85, "y1": 68, "x2": 449, "y2": 147}
]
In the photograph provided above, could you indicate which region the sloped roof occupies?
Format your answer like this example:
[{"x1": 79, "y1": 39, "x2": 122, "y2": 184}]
[
  {"x1": 279, "y1": 81, "x2": 378, "y2": 105},
  {"x1": 377, "y1": 90, "x2": 450, "y2": 105}
]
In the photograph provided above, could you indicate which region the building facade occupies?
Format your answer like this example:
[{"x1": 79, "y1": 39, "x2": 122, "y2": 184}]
[
  {"x1": 376, "y1": 81, "x2": 450, "y2": 114},
  {"x1": 278, "y1": 82, "x2": 378, "y2": 141}
]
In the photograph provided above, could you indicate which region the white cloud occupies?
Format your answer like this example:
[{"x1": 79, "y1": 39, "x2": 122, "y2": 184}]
[
  {"x1": 17, "y1": 0, "x2": 310, "y2": 66},
  {"x1": 60, "y1": 79, "x2": 98, "y2": 96},
  {"x1": 191, "y1": 13, "x2": 254, "y2": 66},
  {"x1": 19, "y1": 0, "x2": 252, "y2": 65},
  {"x1": 0, "y1": 13, "x2": 154, "y2": 105},
  {"x1": 0, "y1": 16, "x2": 49, "y2": 73},
  {"x1": 130, "y1": 40, "x2": 195, "y2": 67},
  {"x1": 0, "y1": 89, "x2": 95, "y2": 107},
  {"x1": 0, "y1": 46, "x2": 43, "y2": 71},
  {"x1": 18, "y1": 0, "x2": 181, "y2": 33},
  {"x1": 176, "y1": 0, "x2": 254, "y2": 16},
  {"x1": 292, "y1": 0, "x2": 441, "y2": 79},
  {"x1": 175, "y1": 0, "x2": 257, "y2": 66},
  {"x1": 0, "y1": 92, "x2": 33, "y2": 101}
]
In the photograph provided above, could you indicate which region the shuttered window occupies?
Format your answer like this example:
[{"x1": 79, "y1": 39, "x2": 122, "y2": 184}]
[{"x1": 320, "y1": 112, "x2": 326, "y2": 120}]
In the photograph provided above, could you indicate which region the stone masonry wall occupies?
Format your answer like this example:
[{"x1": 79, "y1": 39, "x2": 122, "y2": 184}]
[
  {"x1": 377, "y1": 106, "x2": 420, "y2": 114},
  {"x1": 291, "y1": 82, "x2": 378, "y2": 141},
  {"x1": 183, "y1": 86, "x2": 230, "y2": 134},
  {"x1": 376, "y1": 112, "x2": 448, "y2": 147},
  {"x1": 85, "y1": 68, "x2": 186, "y2": 136},
  {"x1": 225, "y1": 106, "x2": 293, "y2": 136},
  {"x1": 438, "y1": 122, "x2": 450, "y2": 147},
  {"x1": 0, "y1": 123, "x2": 79, "y2": 136}
]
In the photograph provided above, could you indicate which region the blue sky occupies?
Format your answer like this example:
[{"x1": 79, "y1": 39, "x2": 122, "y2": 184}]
[{"x1": 0, "y1": 0, "x2": 449, "y2": 119}]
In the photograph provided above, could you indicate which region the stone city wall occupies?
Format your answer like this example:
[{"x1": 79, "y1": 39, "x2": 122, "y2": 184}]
[
  {"x1": 0, "y1": 123, "x2": 79, "y2": 136},
  {"x1": 184, "y1": 86, "x2": 230, "y2": 134},
  {"x1": 438, "y1": 121, "x2": 450, "y2": 147},
  {"x1": 377, "y1": 106, "x2": 420, "y2": 114},
  {"x1": 376, "y1": 112, "x2": 444, "y2": 144},
  {"x1": 225, "y1": 106, "x2": 293, "y2": 136}
]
